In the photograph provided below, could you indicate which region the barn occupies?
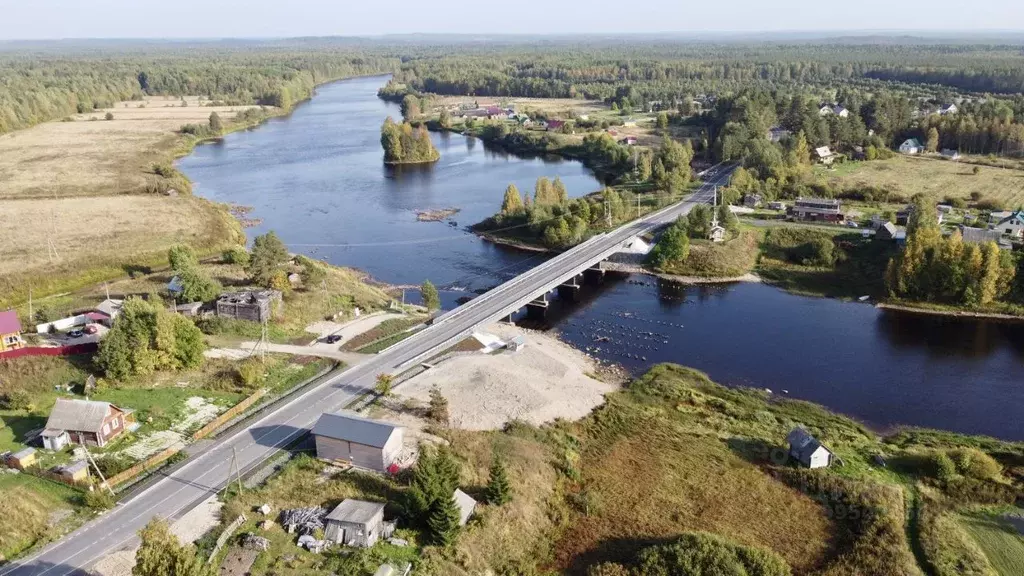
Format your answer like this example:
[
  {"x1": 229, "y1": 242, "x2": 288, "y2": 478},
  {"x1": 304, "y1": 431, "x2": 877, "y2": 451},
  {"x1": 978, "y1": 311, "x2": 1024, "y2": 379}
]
[{"x1": 312, "y1": 412, "x2": 404, "y2": 473}]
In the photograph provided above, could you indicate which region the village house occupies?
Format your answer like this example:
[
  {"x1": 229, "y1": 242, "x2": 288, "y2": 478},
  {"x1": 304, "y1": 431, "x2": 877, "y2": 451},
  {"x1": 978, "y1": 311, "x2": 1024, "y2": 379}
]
[
  {"x1": 312, "y1": 412, "x2": 404, "y2": 473},
  {"x1": 324, "y1": 499, "x2": 391, "y2": 547},
  {"x1": 940, "y1": 103, "x2": 958, "y2": 115},
  {"x1": 544, "y1": 119, "x2": 566, "y2": 132},
  {"x1": 941, "y1": 149, "x2": 961, "y2": 160},
  {"x1": 787, "y1": 427, "x2": 835, "y2": 469},
  {"x1": 0, "y1": 310, "x2": 25, "y2": 353},
  {"x1": 896, "y1": 204, "x2": 944, "y2": 226},
  {"x1": 874, "y1": 222, "x2": 906, "y2": 243},
  {"x1": 995, "y1": 210, "x2": 1024, "y2": 239},
  {"x1": 619, "y1": 136, "x2": 637, "y2": 146},
  {"x1": 814, "y1": 146, "x2": 834, "y2": 165},
  {"x1": 216, "y1": 290, "x2": 280, "y2": 323},
  {"x1": 767, "y1": 201, "x2": 786, "y2": 211},
  {"x1": 899, "y1": 138, "x2": 924, "y2": 155},
  {"x1": 818, "y1": 104, "x2": 849, "y2": 118},
  {"x1": 43, "y1": 398, "x2": 132, "y2": 449},
  {"x1": 743, "y1": 193, "x2": 764, "y2": 208},
  {"x1": 788, "y1": 198, "x2": 844, "y2": 223}
]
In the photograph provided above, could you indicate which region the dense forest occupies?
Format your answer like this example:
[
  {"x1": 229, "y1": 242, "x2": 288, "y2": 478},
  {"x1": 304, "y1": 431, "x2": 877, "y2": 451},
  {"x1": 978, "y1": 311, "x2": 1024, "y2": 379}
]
[
  {"x1": 0, "y1": 42, "x2": 399, "y2": 134},
  {"x1": 380, "y1": 117, "x2": 440, "y2": 164}
]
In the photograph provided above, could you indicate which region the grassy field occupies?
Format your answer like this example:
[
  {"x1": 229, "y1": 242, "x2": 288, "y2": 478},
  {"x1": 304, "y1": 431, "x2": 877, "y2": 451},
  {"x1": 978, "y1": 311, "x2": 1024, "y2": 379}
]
[
  {"x1": 960, "y1": 511, "x2": 1024, "y2": 576},
  {"x1": 0, "y1": 96, "x2": 273, "y2": 309},
  {"x1": 656, "y1": 228, "x2": 761, "y2": 278},
  {"x1": 812, "y1": 155, "x2": 1024, "y2": 207},
  {"x1": 0, "y1": 472, "x2": 86, "y2": 560}
]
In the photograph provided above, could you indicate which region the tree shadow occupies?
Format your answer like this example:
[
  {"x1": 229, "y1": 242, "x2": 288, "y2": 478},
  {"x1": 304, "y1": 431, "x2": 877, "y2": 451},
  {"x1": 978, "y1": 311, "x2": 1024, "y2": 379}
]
[
  {"x1": 1, "y1": 414, "x2": 48, "y2": 445},
  {"x1": 725, "y1": 437, "x2": 790, "y2": 467},
  {"x1": 565, "y1": 535, "x2": 680, "y2": 576},
  {"x1": 121, "y1": 263, "x2": 152, "y2": 278}
]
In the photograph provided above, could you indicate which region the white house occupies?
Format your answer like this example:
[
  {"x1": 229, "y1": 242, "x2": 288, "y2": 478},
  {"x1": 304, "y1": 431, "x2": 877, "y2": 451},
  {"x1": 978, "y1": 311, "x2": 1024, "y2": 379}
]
[
  {"x1": 899, "y1": 138, "x2": 924, "y2": 155},
  {"x1": 995, "y1": 210, "x2": 1024, "y2": 239},
  {"x1": 832, "y1": 105, "x2": 850, "y2": 118},
  {"x1": 814, "y1": 146, "x2": 834, "y2": 165},
  {"x1": 940, "y1": 103, "x2": 958, "y2": 115},
  {"x1": 941, "y1": 149, "x2": 961, "y2": 160},
  {"x1": 787, "y1": 427, "x2": 835, "y2": 469}
]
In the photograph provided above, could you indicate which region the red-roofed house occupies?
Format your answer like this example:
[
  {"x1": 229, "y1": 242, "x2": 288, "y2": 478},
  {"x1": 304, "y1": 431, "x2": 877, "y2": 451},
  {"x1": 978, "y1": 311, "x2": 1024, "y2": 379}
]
[
  {"x1": 0, "y1": 310, "x2": 24, "y2": 352},
  {"x1": 545, "y1": 120, "x2": 566, "y2": 131}
]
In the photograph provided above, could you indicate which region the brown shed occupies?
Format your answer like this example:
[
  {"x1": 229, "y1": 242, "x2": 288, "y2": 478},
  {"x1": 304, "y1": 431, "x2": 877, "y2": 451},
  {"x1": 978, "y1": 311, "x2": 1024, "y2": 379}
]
[
  {"x1": 313, "y1": 412, "x2": 404, "y2": 473},
  {"x1": 8, "y1": 448, "x2": 37, "y2": 470}
]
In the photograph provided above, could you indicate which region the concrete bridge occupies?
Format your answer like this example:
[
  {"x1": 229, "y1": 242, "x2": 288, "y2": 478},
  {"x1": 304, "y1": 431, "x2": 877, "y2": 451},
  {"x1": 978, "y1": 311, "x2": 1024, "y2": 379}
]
[{"x1": 2, "y1": 164, "x2": 734, "y2": 576}]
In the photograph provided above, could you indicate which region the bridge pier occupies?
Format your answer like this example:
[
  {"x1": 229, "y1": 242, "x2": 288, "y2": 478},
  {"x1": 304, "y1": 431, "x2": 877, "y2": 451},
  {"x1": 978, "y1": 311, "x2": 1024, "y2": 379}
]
[
  {"x1": 525, "y1": 293, "x2": 549, "y2": 320},
  {"x1": 558, "y1": 275, "x2": 582, "y2": 302},
  {"x1": 583, "y1": 263, "x2": 607, "y2": 285}
]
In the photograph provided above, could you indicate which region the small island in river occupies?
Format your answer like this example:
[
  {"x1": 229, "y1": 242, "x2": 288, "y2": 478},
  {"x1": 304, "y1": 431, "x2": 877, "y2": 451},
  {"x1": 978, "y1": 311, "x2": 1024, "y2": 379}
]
[{"x1": 380, "y1": 116, "x2": 440, "y2": 164}]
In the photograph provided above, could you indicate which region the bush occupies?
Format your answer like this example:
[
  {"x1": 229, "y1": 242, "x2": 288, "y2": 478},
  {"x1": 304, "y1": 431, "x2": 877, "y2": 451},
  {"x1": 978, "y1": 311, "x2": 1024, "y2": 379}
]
[
  {"x1": 635, "y1": 532, "x2": 791, "y2": 576},
  {"x1": 104, "y1": 112, "x2": 114, "y2": 121},
  {"x1": 930, "y1": 451, "x2": 958, "y2": 484},
  {"x1": 976, "y1": 198, "x2": 1006, "y2": 211},
  {"x1": 942, "y1": 196, "x2": 968, "y2": 209},
  {"x1": 83, "y1": 489, "x2": 115, "y2": 510},
  {"x1": 236, "y1": 358, "x2": 266, "y2": 388},
  {"x1": 222, "y1": 246, "x2": 250, "y2": 266},
  {"x1": 947, "y1": 448, "x2": 1001, "y2": 480},
  {"x1": 0, "y1": 389, "x2": 32, "y2": 410}
]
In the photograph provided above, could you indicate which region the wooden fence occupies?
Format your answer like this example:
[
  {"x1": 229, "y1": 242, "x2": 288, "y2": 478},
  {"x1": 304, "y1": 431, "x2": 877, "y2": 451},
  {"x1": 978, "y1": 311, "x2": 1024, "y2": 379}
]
[
  {"x1": 191, "y1": 388, "x2": 267, "y2": 442},
  {"x1": 104, "y1": 444, "x2": 183, "y2": 488}
]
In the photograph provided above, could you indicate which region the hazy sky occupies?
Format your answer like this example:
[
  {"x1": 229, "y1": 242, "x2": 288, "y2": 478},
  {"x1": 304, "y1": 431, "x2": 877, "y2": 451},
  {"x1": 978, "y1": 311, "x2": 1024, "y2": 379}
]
[{"x1": 0, "y1": 0, "x2": 1020, "y2": 39}]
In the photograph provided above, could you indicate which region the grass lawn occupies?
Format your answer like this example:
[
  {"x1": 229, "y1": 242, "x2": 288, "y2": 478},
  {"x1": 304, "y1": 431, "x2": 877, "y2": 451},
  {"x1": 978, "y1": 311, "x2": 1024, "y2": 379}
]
[
  {"x1": 655, "y1": 228, "x2": 761, "y2": 278},
  {"x1": 812, "y1": 155, "x2": 1024, "y2": 208},
  {"x1": 0, "y1": 471, "x2": 86, "y2": 559},
  {"x1": 960, "y1": 511, "x2": 1024, "y2": 576}
]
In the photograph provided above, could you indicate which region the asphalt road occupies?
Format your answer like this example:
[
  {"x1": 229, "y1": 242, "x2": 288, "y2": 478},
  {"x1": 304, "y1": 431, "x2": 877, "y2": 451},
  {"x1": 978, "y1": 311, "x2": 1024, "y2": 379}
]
[{"x1": 1, "y1": 166, "x2": 733, "y2": 576}]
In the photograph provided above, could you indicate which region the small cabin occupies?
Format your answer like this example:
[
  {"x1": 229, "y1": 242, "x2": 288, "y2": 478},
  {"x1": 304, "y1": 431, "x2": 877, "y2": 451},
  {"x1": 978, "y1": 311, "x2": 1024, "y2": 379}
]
[
  {"x1": 7, "y1": 448, "x2": 37, "y2": 470},
  {"x1": 324, "y1": 499, "x2": 387, "y2": 548},
  {"x1": 787, "y1": 427, "x2": 835, "y2": 469}
]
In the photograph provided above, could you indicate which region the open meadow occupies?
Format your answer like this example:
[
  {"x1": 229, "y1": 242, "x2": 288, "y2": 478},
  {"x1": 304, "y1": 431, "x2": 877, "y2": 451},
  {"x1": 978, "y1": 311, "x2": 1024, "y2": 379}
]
[
  {"x1": 959, "y1": 511, "x2": 1024, "y2": 576},
  {"x1": 813, "y1": 155, "x2": 1024, "y2": 208}
]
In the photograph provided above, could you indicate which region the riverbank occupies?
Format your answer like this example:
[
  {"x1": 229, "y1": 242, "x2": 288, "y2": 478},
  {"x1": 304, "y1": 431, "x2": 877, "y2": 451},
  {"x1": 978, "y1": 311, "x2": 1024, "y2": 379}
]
[
  {"x1": 0, "y1": 73, "x2": 394, "y2": 309},
  {"x1": 877, "y1": 301, "x2": 1024, "y2": 321}
]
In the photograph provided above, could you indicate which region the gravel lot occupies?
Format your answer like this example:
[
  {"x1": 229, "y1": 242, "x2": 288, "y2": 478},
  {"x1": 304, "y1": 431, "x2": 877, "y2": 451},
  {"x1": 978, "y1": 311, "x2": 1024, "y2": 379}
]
[{"x1": 397, "y1": 324, "x2": 617, "y2": 430}]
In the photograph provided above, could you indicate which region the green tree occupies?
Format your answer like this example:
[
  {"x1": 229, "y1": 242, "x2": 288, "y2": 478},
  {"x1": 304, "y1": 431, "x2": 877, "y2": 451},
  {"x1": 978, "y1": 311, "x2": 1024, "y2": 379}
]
[
  {"x1": 176, "y1": 266, "x2": 221, "y2": 303},
  {"x1": 134, "y1": 518, "x2": 214, "y2": 576},
  {"x1": 553, "y1": 176, "x2": 569, "y2": 205},
  {"x1": 400, "y1": 94, "x2": 421, "y2": 120},
  {"x1": 168, "y1": 244, "x2": 198, "y2": 272},
  {"x1": 428, "y1": 493, "x2": 462, "y2": 546},
  {"x1": 299, "y1": 258, "x2": 327, "y2": 287},
  {"x1": 438, "y1": 108, "x2": 451, "y2": 129},
  {"x1": 484, "y1": 457, "x2": 513, "y2": 506},
  {"x1": 637, "y1": 152, "x2": 653, "y2": 182},
  {"x1": 501, "y1": 183, "x2": 524, "y2": 215},
  {"x1": 374, "y1": 373, "x2": 394, "y2": 398},
  {"x1": 926, "y1": 127, "x2": 939, "y2": 153},
  {"x1": 222, "y1": 246, "x2": 250, "y2": 266},
  {"x1": 407, "y1": 446, "x2": 461, "y2": 522},
  {"x1": 657, "y1": 111, "x2": 669, "y2": 132},
  {"x1": 247, "y1": 231, "x2": 289, "y2": 288},
  {"x1": 534, "y1": 177, "x2": 554, "y2": 206},
  {"x1": 421, "y1": 279, "x2": 440, "y2": 310},
  {"x1": 208, "y1": 111, "x2": 222, "y2": 134},
  {"x1": 427, "y1": 385, "x2": 449, "y2": 425},
  {"x1": 97, "y1": 296, "x2": 206, "y2": 379},
  {"x1": 717, "y1": 204, "x2": 739, "y2": 232},
  {"x1": 380, "y1": 117, "x2": 404, "y2": 163},
  {"x1": 647, "y1": 219, "x2": 690, "y2": 269}
]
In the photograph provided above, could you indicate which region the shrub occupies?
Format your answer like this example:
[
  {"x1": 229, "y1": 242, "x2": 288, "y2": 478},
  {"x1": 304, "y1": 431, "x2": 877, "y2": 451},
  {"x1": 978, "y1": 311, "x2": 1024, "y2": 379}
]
[
  {"x1": 104, "y1": 112, "x2": 114, "y2": 121},
  {"x1": 930, "y1": 451, "x2": 958, "y2": 484},
  {"x1": 236, "y1": 358, "x2": 266, "y2": 388},
  {"x1": 635, "y1": 532, "x2": 791, "y2": 576},
  {"x1": 947, "y1": 448, "x2": 1001, "y2": 480},
  {"x1": 222, "y1": 246, "x2": 250, "y2": 266},
  {"x1": 83, "y1": 489, "x2": 115, "y2": 510}
]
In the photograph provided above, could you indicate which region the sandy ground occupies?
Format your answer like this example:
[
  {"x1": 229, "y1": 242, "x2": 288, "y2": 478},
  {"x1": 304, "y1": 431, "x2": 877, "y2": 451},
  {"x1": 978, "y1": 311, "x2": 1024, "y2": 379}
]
[
  {"x1": 91, "y1": 496, "x2": 223, "y2": 576},
  {"x1": 395, "y1": 324, "x2": 617, "y2": 430}
]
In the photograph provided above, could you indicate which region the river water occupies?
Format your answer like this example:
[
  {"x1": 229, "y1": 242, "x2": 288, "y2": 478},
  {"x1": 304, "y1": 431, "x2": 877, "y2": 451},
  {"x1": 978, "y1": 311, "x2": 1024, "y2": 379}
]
[{"x1": 178, "y1": 76, "x2": 1024, "y2": 441}]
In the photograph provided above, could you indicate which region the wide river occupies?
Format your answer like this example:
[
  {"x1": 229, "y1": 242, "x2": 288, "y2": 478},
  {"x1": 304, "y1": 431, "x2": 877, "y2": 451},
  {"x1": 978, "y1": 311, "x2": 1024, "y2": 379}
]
[{"x1": 179, "y1": 76, "x2": 1024, "y2": 441}]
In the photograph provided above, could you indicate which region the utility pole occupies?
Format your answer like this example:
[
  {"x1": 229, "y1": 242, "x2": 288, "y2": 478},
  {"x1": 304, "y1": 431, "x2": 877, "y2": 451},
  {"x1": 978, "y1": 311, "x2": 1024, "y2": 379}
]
[
  {"x1": 85, "y1": 449, "x2": 115, "y2": 495},
  {"x1": 637, "y1": 195, "x2": 641, "y2": 219},
  {"x1": 232, "y1": 447, "x2": 243, "y2": 494},
  {"x1": 28, "y1": 288, "x2": 32, "y2": 324}
]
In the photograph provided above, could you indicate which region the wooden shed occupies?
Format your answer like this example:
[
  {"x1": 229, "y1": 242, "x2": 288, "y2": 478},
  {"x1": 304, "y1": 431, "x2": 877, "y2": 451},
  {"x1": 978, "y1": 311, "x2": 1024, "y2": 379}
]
[
  {"x1": 8, "y1": 447, "x2": 37, "y2": 470},
  {"x1": 312, "y1": 412, "x2": 404, "y2": 473},
  {"x1": 324, "y1": 499, "x2": 386, "y2": 547}
]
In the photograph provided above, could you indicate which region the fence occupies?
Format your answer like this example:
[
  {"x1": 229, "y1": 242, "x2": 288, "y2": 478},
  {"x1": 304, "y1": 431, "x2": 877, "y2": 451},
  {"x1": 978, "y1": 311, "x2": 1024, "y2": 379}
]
[
  {"x1": 207, "y1": 514, "x2": 247, "y2": 564},
  {"x1": 191, "y1": 388, "x2": 267, "y2": 442},
  {"x1": 104, "y1": 444, "x2": 183, "y2": 488},
  {"x1": 0, "y1": 343, "x2": 98, "y2": 360}
]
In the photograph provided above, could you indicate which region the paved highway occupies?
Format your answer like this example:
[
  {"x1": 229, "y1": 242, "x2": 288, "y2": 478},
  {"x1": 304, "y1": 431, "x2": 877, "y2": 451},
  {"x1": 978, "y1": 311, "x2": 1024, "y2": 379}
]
[{"x1": 1, "y1": 165, "x2": 733, "y2": 576}]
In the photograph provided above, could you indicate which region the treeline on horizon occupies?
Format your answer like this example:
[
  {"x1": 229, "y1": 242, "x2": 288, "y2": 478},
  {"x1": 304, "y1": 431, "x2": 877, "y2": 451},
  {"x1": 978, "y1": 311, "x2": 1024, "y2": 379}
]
[{"x1": 0, "y1": 46, "x2": 399, "y2": 134}]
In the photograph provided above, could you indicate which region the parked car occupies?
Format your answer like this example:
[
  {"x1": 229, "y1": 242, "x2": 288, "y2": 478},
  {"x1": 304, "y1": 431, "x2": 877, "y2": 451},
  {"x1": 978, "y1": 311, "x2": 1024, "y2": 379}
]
[
  {"x1": 67, "y1": 329, "x2": 84, "y2": 338},
  {"x1": 325, "y1": 334, "x2": 342, "y2": 344},
  {"x1": 83, "y1": 324, "x2": 98, "y2": 335}
]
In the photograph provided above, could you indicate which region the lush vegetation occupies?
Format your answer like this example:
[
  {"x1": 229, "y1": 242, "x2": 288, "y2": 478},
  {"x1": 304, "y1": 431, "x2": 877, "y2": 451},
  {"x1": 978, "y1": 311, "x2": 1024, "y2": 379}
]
[
  {"x1": 97, "y1": 296, "x2": 206, "y2": 380},
  {"x1": 380, "y1": 117, "x2": 440, "y2": 164},
  {"x1": 886, "y1": 196, "x2": 1022, "y2": 309}
]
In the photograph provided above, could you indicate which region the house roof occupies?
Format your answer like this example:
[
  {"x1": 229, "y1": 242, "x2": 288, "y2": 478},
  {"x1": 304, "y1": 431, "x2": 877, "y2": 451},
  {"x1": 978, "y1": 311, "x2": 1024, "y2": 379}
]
[
  {"x1": 95, "y1": 299, "x2": 124, "y2": 317},
  {"x1": 312, "y1": 412, "x2": 400, "y2": 448},
  {"x1": 996, "y1": 210, "x2": 1024, "y2": 226},
  {"x1": 45, "y1": 398, "x2": 121, "y2": 433},
  {"x1": 0, "y1": 310, "x2": 21, "y2": 335},
  {"x1": 787, "y1": 426, "x2": 833, "y2": 463},
  {"x1": 453, "y1": 489, "x2": 477, "y2": 525},
  {"x1": 878, "y1": 222, "x2": 898, "y2": 237},
  {"x1": 814, "y1": 146, "x2": 832, "y2": 157},
  {"x1": 941, "y1": 148, "x2": 960, "y2": 157},
  {"x1": 11, "y1": 448, "x2": 35, "y2": 460},
  {"x1": 902, "y1": 138, "x2": 923, "y2": 148},
  {"x1": 960, "y1": 226, "x2": 1003, "y2": 244},
  {"x1": 168, "y1": 276, "x2": 183, "y2": 293},
  {"x1": 325, "y1": 499, "x2": 385, "y2": 526}
]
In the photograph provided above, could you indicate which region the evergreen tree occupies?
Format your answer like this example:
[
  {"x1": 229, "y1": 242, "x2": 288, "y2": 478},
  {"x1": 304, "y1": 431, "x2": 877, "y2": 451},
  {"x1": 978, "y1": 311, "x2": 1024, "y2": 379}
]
[
  {"x1": 427, "y1": 494, "x2": 461, "y2": 546},
  {"x1": 247, "y1": 231, "x2": 289, "y2": 288},
  {"x1": 647, "y1": 219, "x2": 689, "y2": 269},
  {"x1": 421, "y1": 279, "x2": 440, "y2": 310},
  {"x1": 485, "y1": 457, "x2": 513, "y2": 505},
  {"x1": 637, "y1": 152, "x2": 653, "y2": 182},
  {"x1": 501, "y1": 183, "x2": 524, "y2": 215},
  {"x1": 534, "y1": 177, "x2": 554, "y2": 206},
  {"x1": 792, "y1": 131, "x2": 811, "y2": 165},
  {"x1": 657, "y1": 111, "x2": 669, "y2": 132},
  {"x1": 208, "y1": 111, "x2": 222, "y2": 134},
  {"x1": 427, "y1": 385, "x2": 450, "y2": 425},
  {"x1": 438, "y1": 108, "x2": 451, "y2": 129}
]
